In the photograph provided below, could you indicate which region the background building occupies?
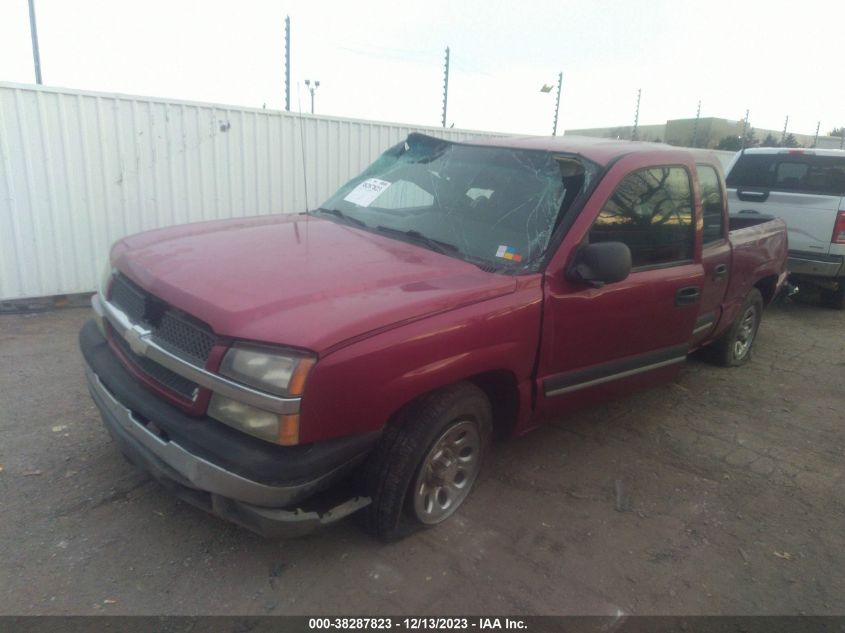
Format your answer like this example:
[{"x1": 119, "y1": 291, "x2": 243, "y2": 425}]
[{"x1": 566, "y1": 117, "x2": 843, "y2": 150}]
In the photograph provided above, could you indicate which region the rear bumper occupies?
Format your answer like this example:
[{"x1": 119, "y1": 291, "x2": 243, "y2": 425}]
[
  {"x1": 80, "y1": 320, "x2": 376, "y2": 537},
  {"x1": 787, "y1": 251, "x2": 844, "y2": 279}
]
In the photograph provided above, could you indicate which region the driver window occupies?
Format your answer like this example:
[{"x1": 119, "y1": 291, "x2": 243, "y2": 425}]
[{"x1": 589, "y1": 166, "x2": 694, "y2": 268}]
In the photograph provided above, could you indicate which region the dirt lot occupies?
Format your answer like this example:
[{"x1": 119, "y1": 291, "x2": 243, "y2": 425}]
[{"x1": 0, "y1": 297, "x2": 843, "y2": 616}]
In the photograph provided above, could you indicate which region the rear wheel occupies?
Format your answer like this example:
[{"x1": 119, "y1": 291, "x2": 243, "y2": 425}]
[
  {"x1": 360, "y1": 382, "x2": 492, "y2": 541},
  {"x1": 819, "y1": 280, "x2": 845, "y2": 310},
  {"x1": 705, "y1": 288, "x2": 764, "y2": 367}
]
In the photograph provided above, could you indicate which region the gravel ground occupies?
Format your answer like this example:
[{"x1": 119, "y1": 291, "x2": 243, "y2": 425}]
[{"x1": 0, "y1": 297, "x2": 843, "y2": 615}]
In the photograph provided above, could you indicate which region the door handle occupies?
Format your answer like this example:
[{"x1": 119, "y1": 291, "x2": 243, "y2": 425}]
[
  {"x1": 737, "y1": 188, "x2": 769, "y2": 203},
  {"x1": 675, "y1": 286, "x2": 701, "y2": 306},
  {"x1": 713, "y1": 264, "x2": 728, "y2": 281}
]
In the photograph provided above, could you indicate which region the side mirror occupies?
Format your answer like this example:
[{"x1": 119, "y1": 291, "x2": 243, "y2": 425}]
[{"x1": 568, "y1": 241, "x2": 632, "y2": 287}]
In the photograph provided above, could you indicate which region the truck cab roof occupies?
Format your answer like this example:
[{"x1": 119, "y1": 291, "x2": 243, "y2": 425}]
[{"x1": 457, "y1": 134, "x2": 722, "y2": 168}]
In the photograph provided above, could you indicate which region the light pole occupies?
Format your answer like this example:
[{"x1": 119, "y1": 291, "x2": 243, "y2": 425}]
[
  {"x1": 284, "y1": 16, "x2": 290, "y2": 111},
  {"x1": 740, "y1": 109, "x2": 750, "y2": 150},
  {"x1": 441, "y1": 47, "x2": 450, "y2": 128},
  {"x1": 692, "y1": 100, "x2": 701, "y2": 147},
  {"x1": 553, "y1": 72, "x2": 562, "y2": 136},
  {"x1": 540, "y1": 72, "x2": 562, "y2": 136},
  {"x1": 304, "y1": 79, "x2": 320, "y2": 114},
  {"x1": 28, "y1": 0, "x2": 42, "y2": 84},
  {"x1": 632, "y1": 88, "x2": 641, "y2": 141}
]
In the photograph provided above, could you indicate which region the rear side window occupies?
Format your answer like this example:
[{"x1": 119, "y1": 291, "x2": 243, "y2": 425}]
[
  {"x1": 697, "y1": 164, "x2": 725, "y2": 244},
  {"x1": 775, "y1": 161, "x2": 808, "y2": 188},
  {"x1": 590, "y1": 166, "x2": 694, "y2": 268},
  {"x1": 727, "y1": 154, "x2": 845, "y2": 196}
]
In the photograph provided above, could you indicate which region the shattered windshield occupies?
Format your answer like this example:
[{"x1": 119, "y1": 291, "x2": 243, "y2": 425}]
[{"x1": 315, "y1": 134, "x2": 595, "y2": 271}]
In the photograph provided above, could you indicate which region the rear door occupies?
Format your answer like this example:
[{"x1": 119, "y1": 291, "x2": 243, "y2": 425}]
[
  {"x1": 726, "y1": 151, "x2": 845, "y2": 255},
  {"x1": 694, "y1": 163, "x2": 731, "y2": 342}
]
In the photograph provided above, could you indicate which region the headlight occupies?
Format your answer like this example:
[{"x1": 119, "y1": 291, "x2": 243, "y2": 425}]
[
  {"x1": 208, "y1": 394, "x2": 300, "y2": 445},
  {"x1": 219, "y1": 343, "x2": 315, "y2": 397}
]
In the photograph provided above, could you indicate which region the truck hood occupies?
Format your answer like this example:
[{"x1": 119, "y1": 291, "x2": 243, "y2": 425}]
[{"x1": 111, "y1": 214, "x2": 516, "y2": 354}]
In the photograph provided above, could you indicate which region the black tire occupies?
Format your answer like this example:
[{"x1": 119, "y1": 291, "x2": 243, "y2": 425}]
[
  {"x1": 359, "y1": 382, "x2": 492, "y2": 542},
  {"x1": 819, "y1": 280, "x2": 845, "y2": 310},
  {"x1": 705, "y1": 288, "x2": 764, "y2": 367}
]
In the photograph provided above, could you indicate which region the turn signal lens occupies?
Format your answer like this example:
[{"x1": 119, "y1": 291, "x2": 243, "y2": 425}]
[
  {"x1": 278, "y1": 414, "x2": 300, "y2": 446},
  {"x1": 288, "y1": 357, "x2": 316, "y2": 397}
]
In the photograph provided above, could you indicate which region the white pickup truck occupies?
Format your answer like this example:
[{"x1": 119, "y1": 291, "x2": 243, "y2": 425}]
[{"x1": 726, "y1": 148, "x2": 845, "y2": 308}]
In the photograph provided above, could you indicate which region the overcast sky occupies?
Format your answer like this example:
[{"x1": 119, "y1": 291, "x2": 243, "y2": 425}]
[{"x1": 1, "y1": 0, "x2": 841, "y2": 137}]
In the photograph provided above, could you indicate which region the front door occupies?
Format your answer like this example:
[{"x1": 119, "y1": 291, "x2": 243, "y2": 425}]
[{"x1": 537, "y1": 158, "x2": 704, "y2": 416}]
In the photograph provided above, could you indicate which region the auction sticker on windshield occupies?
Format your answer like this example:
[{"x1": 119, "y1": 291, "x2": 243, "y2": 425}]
[
  {"x1": 343, "y1": 178, "x2": 391, "y2": 207},
  {"x1": 495, "y1": 244, "x2": 523, "y2": 262}
]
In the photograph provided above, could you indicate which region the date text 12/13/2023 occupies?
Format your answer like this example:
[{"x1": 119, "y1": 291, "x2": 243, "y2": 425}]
[{"x1": 307, "y1": 617, "x2": 528, "y2": 630}]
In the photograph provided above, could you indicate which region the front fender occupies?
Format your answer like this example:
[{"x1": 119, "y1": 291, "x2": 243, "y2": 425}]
[{"x1": 298, "y1": 276, "x2": 543, "y2": 444}]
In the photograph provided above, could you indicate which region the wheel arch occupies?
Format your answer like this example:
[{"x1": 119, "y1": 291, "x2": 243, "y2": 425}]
[
  {"x1": 383, "y1": 369, "x2": 521, "y2": 440},
  {"x1": 754, "y1": 274, "x2": 779, "y2": 305},
  {"x1": 466, "y1": 369, "x2": 520, "y2": 440}
]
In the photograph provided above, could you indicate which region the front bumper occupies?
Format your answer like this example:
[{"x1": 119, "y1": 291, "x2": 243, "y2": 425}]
[{"x1": 80, "y1": 320, "x2": 376, "y2": 537}]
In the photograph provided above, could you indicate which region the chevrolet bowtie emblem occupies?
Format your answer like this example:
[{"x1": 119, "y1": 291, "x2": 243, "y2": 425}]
[{"x1": 125, "y1": 324, "x2": 151, "y2": 356}]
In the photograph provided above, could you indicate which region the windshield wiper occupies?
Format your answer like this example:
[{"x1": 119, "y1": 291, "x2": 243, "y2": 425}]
[
  {"x1": 375, "y1": 226, "x2": 516, "y2": 273},
  {"x1": 375, "y1": 226, "x2": 460, "y2": 256},
  {"x1": 312, "y1": 207, "x2": 367, "y2": 228}
]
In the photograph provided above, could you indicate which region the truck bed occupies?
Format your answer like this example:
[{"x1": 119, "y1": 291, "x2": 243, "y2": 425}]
[
  {"x1": 724, "y1": 215, "x2": 788, "y2": 316},
  {"x1": 729, "y1": 213, "x2": 777, "y2": 231}
]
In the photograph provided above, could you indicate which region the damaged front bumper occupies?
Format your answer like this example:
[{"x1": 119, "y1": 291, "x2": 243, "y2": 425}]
[{"x1": 80, "y1": 320, "x2": 374, "y2": 537}]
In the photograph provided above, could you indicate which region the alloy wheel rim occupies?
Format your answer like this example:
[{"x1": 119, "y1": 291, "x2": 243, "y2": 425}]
[
  {"x1": 734, "y1": 305, "x2": 758, "y2": 360},
  {"x1": 412, "y1": 420, "x2": 481, "y2": 525}
]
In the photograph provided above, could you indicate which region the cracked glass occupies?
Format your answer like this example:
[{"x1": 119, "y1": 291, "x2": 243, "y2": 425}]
[{"x1": 315, "y1": 134, "x2": 596, "y2": 271}]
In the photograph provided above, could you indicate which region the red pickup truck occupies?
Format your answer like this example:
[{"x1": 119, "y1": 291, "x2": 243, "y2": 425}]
[{"x1": 80, "y1": 134, "x2": 787, "y2": 540}]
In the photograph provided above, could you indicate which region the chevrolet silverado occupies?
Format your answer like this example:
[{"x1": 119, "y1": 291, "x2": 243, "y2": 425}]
[{"x1": 80, "y1": 134, "x2": 788, "y2": 540}]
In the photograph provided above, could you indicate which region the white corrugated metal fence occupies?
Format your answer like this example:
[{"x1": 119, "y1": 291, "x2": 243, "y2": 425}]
[{"x1": 0, "y1": 82, "x2": 501, "y2": 301}]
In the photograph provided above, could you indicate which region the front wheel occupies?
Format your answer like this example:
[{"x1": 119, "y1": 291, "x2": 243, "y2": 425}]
[
  {"x1": 411, "y1": 419, "x2": 484, "y2": 525},
  {"x1": 359, "y1": 382, "x2": 492, "y2": 541},
  {"x1": 705, "y1": 288, "x2": 764, "y2": 367}
]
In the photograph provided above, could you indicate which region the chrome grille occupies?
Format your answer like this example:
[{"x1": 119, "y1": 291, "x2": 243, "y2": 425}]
[
  {"x1": 106, "y1": 273, "x2": 216, "y2": 401},
  {"x1": 112, "y1": 331, "x2": 199, "y2": 400},
  {"x1": 155, "y1": 311, "x2": 215, "y2": 366},
  {"x1": 109, "y1": 273, "x2": 147, "y2": 325},
  {"x1": 108, "y1": 273, "x2": 215, "y2": 365}
]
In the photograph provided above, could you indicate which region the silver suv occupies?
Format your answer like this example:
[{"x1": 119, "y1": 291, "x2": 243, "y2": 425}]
[{"x1": 726, "y1": 148, "x2": 845, "y2": 308}]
